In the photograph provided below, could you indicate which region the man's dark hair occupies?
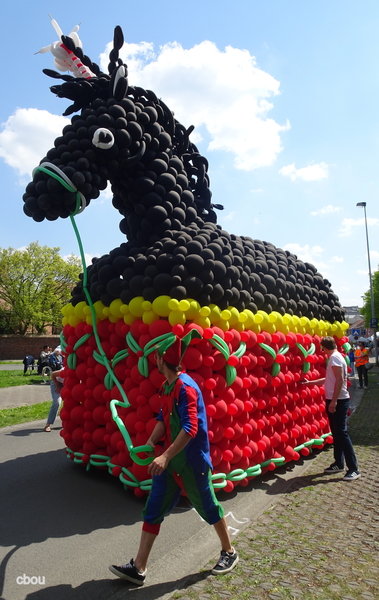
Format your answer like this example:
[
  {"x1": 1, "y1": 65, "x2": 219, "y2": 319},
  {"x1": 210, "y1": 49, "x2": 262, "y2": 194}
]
[
  {"x1": 321, "y1": 336, "x2": 337, "y2": 350},
  {"x1": 162, "y1": 359, "x2": 182, "y2": 374}
]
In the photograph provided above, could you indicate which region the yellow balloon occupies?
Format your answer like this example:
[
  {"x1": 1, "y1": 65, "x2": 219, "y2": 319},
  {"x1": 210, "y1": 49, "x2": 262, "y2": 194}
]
[
  {"x1": 221, "y1": 309, "x2": 231, "y2": 321},
  {"x1": 123, "y1": 313, "x2": 138, "y2": 325},
  {"x1": 168, "y1": 298, "x2": 179, "y2": 311},
  {"x1": 74, "y1": 301, "x2": 86, "y2": 318},
  {"x1": 268, "y1": 312, "x2": 279, "y2": 324},
  {"x1": 168, "y1": 310, "x2": 186, "y2": 326},
  {"x1": 209, "y1": 304, "x2": 222, "y2": 324},
  {"x1": 129, "y1": 297, "x2": 145, "y2": 317},
  {"x1": 110, "y1": 298, "x2": 124, "y2": 318},
  {"x1": 143, "y1": 310, "x2": 159, "y2": 325},
  {"x1": 178, "y1": 299, "x2": 190, "y2": 312},
  {"x1": 152, "y1": 295, "x2": 171, "y2": 317},
  {"x1": 218, "y1": 320, "x2": 230, "y2": 332},
  {"x1": 120, "y1": 303, "x2": 129, "y2": 315},
  {"x1": 62, "y1": 303, "x2": 74, "y2": 318},
  {"x1": 193, "y1": 315, "x2": 211, "y2": 328},
  {"x1": 185, "y1": 300, "x2": 201, "y2": 320},
  {"x1": 68, "y1": 315, "x2": 80, "y2": 327},
  {"x1": 228, "y1": 307, "x2": 240, "y2": 325},
  {"x1": 241, "y1": 310, "x2": 255, "y2": 328},
  {"x1": 93, "y1": 301, "x2": 106, "y2": 319}
]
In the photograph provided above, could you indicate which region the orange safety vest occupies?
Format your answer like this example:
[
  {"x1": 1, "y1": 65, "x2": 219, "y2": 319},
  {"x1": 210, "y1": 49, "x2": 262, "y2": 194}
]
[{"x1": 354, "y1": 348, "x2": 369, "y2": 367}]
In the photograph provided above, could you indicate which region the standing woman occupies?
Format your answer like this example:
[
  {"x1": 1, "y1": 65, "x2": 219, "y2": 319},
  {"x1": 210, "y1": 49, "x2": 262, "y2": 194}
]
[
  {"x1": 44, "y1": 368, "x2": 64, "y2": 432},
  {"x1": 354, "y1": 342, "x2": 370, "y2": 389}
]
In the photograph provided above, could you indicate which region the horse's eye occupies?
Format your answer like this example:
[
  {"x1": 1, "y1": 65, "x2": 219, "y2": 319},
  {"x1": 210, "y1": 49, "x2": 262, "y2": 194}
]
[{"x1": 92, "y1": 128, "x2": 115, "y2": 149}]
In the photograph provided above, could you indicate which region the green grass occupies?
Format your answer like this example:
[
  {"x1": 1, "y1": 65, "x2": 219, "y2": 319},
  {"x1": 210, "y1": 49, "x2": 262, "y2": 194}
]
[
  {"x1": 0, "y1": 402, "x2": 51, "y2": 428},
  {"x1": 0, "y1": 369, "x2": 42, "y2": 388}
]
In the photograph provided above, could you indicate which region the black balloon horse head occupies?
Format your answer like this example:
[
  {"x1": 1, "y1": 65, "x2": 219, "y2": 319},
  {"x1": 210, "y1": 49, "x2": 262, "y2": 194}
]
[
  {"x1": 23, "y1": 26, "x2": 345, "y2": 323},
  {"x1": 23, "y1": 26, "x2": 219, "y2": 241}
]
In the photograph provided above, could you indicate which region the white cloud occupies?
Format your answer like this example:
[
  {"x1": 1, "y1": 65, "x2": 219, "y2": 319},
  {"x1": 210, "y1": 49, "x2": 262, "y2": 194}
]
[
  {"x1": 338, "y1": 217, "x2": 379, "y2": 237},
  {"x1": 64, "y1": 253, "x2": 94, "y2": 267},
  {"x1": 357, "y1": 269, "x2": 368, "y2": 276},
  {"x1": 223, "y1": 211, "x2": 236, "y2": 221},
  {"x1": 250, "y1": 188, "x2": 263, "y2": 193},
  {"x1": 283, "y1": 243, "x2": 326, "y2": 269},
  {"x1": 0, "y1": 108, "x2": 68, "y2": 179},
  {"x1": 311, "y1": 204, "x2": 342, "y2": 216},
  {"x1": 370, "y1": 250, "x2": 379, "y2": 266},
  {"x1": 279, "y1": 162, "x2": 329, "y2": 181},
  {"x1": 283, "y1": 243, "x2": 351, "y2": 281},
  {"x1": 100, "y1": 40, "x2": 289, "y2": 170}
]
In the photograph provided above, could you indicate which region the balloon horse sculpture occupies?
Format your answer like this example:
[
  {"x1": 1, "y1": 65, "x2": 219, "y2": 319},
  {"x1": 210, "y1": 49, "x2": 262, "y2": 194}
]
[{"x1": 24, "y1": 23, "x2": 350, "y2": 495}]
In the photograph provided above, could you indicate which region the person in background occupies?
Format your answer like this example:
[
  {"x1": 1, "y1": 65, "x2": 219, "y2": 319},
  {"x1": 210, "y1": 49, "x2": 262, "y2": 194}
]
[
  {"x1": 348, "y1": 346, "x2": 355, "y2": 378},
  {"x1": 49, "y1": 348, "x2": 63, "y2": 372},
  {"x1": 109, "y1": 331, "x2": 239, "y2": 586},
  {"x1": 22, "y1": 355, "x2": 35, "y2": 375},
  {"x1": 354, "y1": 341, "x2": 370, "y2": 389},
  {"x1": 44, "y1": 368, "x2": 64, "y2": 432},
  {"x1": 301, "y1": 336, "x2": 360, "y2": 482},
  {"x1": 38, "y1": 345, "x2": 51, "y2": 374}
]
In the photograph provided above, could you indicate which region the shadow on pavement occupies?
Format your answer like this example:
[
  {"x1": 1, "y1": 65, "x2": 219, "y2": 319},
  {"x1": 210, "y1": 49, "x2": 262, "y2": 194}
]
[
  {"x1": 0, "y1": 448, "x2": 144, "y2": 597},
  {"x1": 23, "y1": 571, "x2": 211, "y2": 600},
  {"x1": 5, "y1": 427, "x2": 57, "y2": 437}
]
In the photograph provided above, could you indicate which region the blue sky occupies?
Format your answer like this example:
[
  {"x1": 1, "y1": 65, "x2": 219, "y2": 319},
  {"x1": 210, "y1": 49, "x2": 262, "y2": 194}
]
[{"x1": 1, "y1": 0, "x2": 379, "y2": 309}]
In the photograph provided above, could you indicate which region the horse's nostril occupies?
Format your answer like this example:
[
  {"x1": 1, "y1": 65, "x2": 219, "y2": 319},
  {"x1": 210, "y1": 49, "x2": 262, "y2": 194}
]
[{"x1": 92, "y1": 128, "x2": 115, "y2": 149}]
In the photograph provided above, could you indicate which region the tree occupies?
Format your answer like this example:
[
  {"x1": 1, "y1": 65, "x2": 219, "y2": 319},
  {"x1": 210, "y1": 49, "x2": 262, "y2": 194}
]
[
  {"x1": 0, "y1": 242, "x2": 81, "y2": 335},
  {"x1": 360, "y1": 266, "x2": 379, "y2": 327}
]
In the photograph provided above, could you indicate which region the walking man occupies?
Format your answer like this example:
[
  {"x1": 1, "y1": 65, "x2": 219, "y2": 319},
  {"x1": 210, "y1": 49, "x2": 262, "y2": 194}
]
[
  {"x1": 302, "y1": 336, "x2": 360, "y2": 481},
  {"x1": 354, "y1": 341, "x2": 370, "y2": 389},
  {"x1": 109, "y1": 331, "x2": 239, "y2": 585}
]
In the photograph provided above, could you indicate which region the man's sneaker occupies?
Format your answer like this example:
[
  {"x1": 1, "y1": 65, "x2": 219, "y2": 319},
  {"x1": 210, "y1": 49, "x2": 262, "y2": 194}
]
[
  {"x1": 324, "y1": 463, "x2": 344, "y2": 474},
  {"x1": 342, "y1": 471, "x2": 361, "y2": 482},
  {"x1": 212, "y1": 548, "x2": 239, "y2": 574},
  {"x1": 109, "y1": 559, "x2": 146, "y2": 585}
]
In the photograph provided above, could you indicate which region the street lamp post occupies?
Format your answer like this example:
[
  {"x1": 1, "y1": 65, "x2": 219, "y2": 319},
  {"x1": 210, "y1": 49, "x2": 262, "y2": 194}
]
[{"x1": 356, "y1": 202, "x2": 378, "y2": 365}]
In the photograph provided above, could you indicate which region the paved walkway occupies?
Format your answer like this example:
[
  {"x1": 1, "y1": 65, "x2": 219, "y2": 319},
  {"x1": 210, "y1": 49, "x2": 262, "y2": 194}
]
[
  {"x1": 164, "y1": 367, "x2": 379, "y2": 600},
  {"x1": 0, "y1": 382, "x2": 50, "y2": 409}
]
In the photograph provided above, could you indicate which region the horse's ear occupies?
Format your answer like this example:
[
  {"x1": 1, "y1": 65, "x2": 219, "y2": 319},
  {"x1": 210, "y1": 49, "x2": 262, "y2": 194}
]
[
  {"x1": 108, "y1": 25, "x2": 125, "y2": 75},
  {"x1": 112, "y1": 64, "x2": 128, "y2": 100},
  {"x1": 113, "y1": 26, "x2": 124, "y2": 52}
]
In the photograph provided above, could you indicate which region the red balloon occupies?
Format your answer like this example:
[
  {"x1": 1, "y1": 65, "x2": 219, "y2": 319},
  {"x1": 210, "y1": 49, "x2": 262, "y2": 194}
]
[{"x1": 92, "y1": 427, "x2": 107, "y2": 447}]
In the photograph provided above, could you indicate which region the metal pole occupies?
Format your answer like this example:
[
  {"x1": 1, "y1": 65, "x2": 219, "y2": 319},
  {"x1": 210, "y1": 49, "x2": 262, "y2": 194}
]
[{"x1": 359, "y1": 203, "x2": 378, "y2": 365}]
